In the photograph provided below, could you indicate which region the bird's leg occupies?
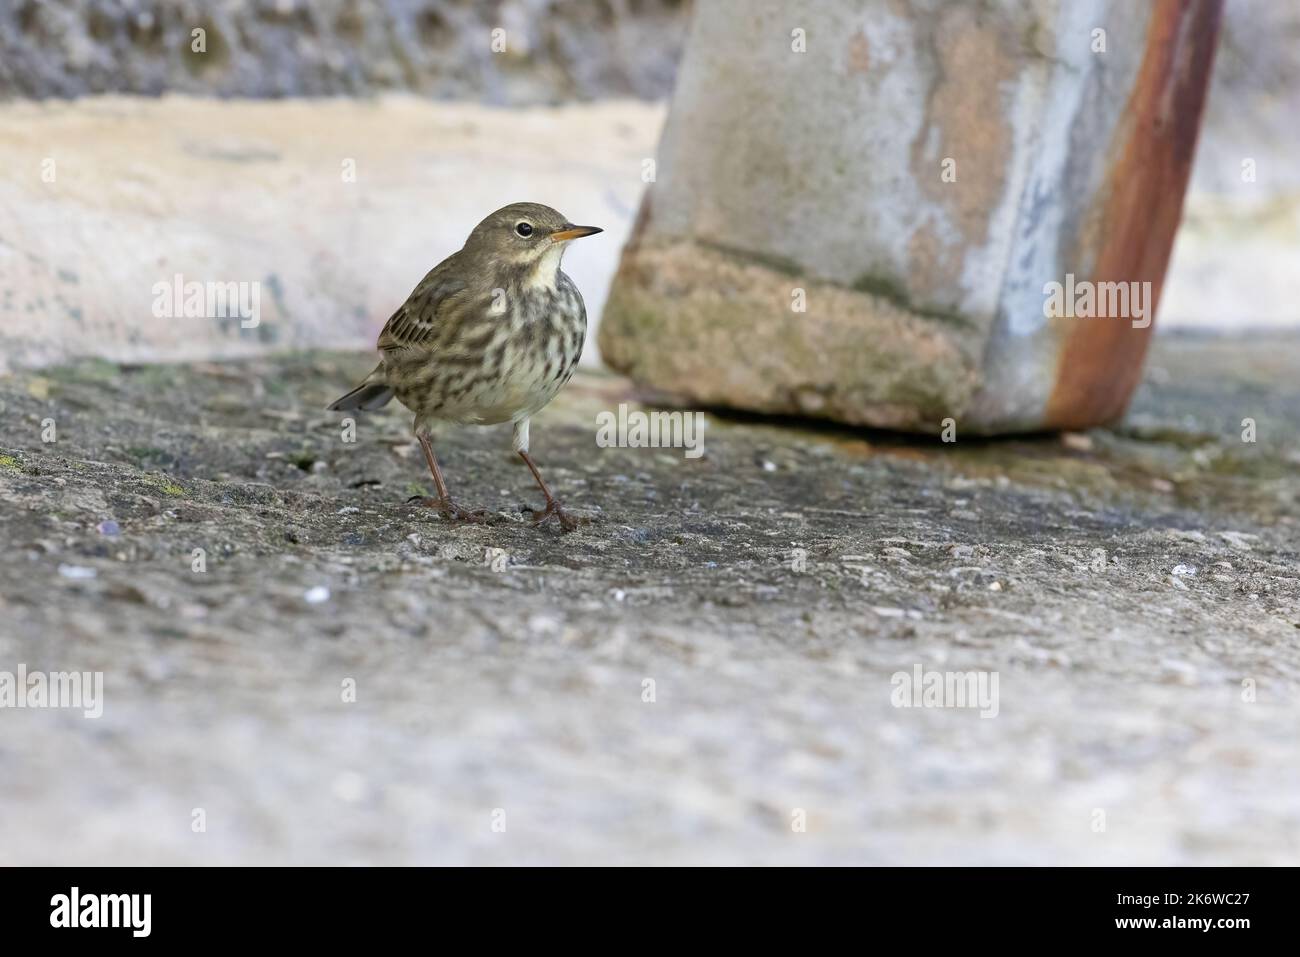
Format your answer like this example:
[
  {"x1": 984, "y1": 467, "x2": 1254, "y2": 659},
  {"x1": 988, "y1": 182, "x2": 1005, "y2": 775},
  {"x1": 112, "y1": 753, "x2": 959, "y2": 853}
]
[
  {"x1": 518, "y1": 450, "x2": 577, "y2": 531},
  {"x1": 409, "y1": 432, "x2": 487, "y2": 523},
  {"x1": 518, "y1": 451, "x2": 579, "y2": 533},
  {"x1": 512, "y1": 417, "x2": 579, "y2": 531}
]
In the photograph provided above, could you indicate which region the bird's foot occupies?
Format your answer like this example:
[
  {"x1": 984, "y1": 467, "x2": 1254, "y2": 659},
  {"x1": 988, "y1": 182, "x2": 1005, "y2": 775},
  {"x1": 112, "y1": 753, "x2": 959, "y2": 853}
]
[
  {"x1": 527, "y1": 498, "x2": 583, "y2": 532},
  {"x1": 407, "y1": 495, "x2": 489, "y2": 523}
]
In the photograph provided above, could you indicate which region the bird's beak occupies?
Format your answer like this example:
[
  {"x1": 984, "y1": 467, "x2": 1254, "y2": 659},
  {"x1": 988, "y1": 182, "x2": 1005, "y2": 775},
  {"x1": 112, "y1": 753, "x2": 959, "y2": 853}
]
[{"x1": 549, "y1": 224, "x2": 603, "y2": 243}]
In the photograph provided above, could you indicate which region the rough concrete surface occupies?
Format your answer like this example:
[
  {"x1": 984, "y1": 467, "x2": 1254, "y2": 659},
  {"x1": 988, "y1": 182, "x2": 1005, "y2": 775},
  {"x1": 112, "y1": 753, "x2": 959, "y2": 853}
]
[{"x1": 1, "y1": 332, "x2": 1298, "y2": 865}]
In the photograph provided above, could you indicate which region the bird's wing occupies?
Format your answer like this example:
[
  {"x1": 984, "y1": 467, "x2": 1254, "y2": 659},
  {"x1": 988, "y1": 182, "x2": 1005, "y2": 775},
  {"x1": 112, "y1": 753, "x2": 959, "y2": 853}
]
[{"x1": 377, "y1": 266, "x2": 471, "y2": 353}]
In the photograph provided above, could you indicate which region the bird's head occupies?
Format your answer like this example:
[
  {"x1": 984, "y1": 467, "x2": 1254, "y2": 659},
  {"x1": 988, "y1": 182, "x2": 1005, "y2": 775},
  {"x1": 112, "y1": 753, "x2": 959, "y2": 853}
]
[{"x1": 464, "y1": 202, "x2": 603, "y2": 275}]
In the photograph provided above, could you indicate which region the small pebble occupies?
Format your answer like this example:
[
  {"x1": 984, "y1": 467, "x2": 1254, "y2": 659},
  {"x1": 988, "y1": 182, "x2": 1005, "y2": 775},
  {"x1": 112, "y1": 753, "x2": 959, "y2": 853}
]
[
  {"x1": 58, "y1": 564, "x2": 97, "y2": 580},
  {"x1": 1171, "y1": 564, "x2": 1197, "y2": 577},
  {"x1": 96, "y1": 520, "x2": 120, "y2": 536},
  {"x1": 1219, "y1": 531, "x2": 1258, "y2": 551},
  {"x1": 304, "y1": 585, "x2": 331, "y2": 604}
]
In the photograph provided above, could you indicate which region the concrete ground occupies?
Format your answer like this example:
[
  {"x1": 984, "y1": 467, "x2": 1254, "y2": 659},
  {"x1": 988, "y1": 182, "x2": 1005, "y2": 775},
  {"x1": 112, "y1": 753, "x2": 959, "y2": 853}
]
[{"x1": 1, "y1": 331, "x2": 1298, "y2": 865}]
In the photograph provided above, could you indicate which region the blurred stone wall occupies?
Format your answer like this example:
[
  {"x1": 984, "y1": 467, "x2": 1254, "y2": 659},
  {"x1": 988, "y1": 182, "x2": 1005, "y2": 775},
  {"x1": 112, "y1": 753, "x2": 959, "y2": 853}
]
[
  {"x1": 0, "y1": 0, "x2": 689, "y2": 102},
  {"x1": 1, "y1": 0, "x2": 1293, "y2": 109},
  {"x1": 0, "y1": 95, "x2": 664, "y2": 373}
]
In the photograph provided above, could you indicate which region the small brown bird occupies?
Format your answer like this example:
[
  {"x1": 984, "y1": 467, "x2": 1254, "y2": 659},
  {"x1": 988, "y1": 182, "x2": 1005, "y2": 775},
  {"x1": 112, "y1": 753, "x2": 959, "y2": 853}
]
[{"x1": 328, "y1": 202, "x2": 602, "y2": 531}]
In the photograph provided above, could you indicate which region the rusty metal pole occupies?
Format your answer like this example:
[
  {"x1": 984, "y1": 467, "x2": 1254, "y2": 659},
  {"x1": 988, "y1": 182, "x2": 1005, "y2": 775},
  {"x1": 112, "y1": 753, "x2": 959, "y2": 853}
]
[
  {"x1": 1040, "y1": 0, "x2": 1224, "y2": 429},
  {"x1": 598, "y1": 0, "x2": 1224, "y2": 434}
]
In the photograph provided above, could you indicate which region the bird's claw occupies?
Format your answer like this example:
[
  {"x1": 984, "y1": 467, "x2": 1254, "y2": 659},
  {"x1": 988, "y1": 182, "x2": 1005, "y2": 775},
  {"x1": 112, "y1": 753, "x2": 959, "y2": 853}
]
[
  {"x1": 408, "y1": 496, "x2": 489, "y2": 523},
  {"x1": 529, "y1": 499, "x2": 581, "y2": 532}
]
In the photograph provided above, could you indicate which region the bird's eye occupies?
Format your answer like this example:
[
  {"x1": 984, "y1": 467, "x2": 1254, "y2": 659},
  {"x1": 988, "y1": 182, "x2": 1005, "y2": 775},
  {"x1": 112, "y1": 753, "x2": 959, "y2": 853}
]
[{"x1": 515, "y1": 222, "x2": 533, "y2": 237}]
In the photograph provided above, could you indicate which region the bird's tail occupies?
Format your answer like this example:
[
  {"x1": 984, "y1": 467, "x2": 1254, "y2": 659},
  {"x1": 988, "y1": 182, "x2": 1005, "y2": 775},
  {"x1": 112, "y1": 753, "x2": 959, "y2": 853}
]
[{"x1": 327, "y1": 364, "x2": 395, "y2": 412}]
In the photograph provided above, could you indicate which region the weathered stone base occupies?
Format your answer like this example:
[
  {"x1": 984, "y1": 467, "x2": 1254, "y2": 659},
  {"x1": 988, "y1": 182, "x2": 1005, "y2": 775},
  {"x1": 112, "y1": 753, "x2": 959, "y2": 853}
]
[{"x1": 599, "y1": 240, "x2": 981, "y2": 433}]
